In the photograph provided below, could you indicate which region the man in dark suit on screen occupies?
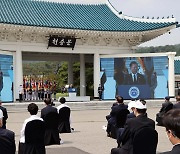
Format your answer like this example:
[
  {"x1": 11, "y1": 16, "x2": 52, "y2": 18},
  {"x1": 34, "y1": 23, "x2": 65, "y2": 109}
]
[{"x1": 125, "y1": 61, "x2": 146, "y2": 85}]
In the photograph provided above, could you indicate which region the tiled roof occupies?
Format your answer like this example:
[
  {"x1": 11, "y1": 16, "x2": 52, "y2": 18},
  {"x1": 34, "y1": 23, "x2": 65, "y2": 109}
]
[
  {"x1": 0, "y1": 0, "x2": 177, "y2": 32},
  {"x1": 175, "y1": 60, "x2": 180, "y2": 74}
]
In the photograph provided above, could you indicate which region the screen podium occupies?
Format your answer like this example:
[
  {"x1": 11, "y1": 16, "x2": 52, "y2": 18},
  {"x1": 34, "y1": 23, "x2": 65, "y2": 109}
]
[
  {"x1": 63, "y1": 88, "x2": 90, "y2": 102},
  {"x1": 118, "y1": 85, "x2": 151, "y2": 99},
  {"x1": 68, "y1": 88, "x2": 77, "y2": 97}
]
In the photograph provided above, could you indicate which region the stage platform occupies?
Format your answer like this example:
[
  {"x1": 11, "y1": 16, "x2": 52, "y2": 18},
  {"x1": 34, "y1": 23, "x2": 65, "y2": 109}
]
[{"x1": 64, "y1": 96, "x2": 90, "y2": 102}]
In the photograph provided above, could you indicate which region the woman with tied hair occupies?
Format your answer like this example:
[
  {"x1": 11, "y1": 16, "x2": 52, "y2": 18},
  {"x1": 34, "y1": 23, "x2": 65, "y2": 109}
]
[{"x1": 161, "y1": 109, "x2": 180, "y2": 154}]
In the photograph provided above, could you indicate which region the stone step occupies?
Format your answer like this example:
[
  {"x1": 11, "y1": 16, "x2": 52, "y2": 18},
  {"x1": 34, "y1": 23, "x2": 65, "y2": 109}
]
[{"x1": 3, "y1": 98, "x2": 177, "y2": 112}]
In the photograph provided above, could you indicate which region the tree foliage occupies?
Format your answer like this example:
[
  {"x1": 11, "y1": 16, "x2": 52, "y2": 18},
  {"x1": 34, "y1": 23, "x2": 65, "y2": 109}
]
[
  {"x1": 23, "y1": 61, "x2": 94, "y2": 96},
  {"x1": 137, "y1": 44, "x2": 180, "y2": 56}
]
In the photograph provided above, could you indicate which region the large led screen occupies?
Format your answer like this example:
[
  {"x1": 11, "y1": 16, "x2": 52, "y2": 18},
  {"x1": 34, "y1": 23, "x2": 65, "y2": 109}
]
[
  {"x1": 100, "y1": 56, "x2": 168, "y2": 99},
  {"x1": 0, "y1": 54, "x2": 13, "y2": 102}
]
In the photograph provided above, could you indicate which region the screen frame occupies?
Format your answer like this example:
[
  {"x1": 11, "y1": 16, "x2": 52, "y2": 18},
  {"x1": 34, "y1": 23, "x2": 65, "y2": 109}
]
[
  {"x1": 0, "y1": 50, "x2": 15, "y2": 102},
  {"x1": 100, "y1": 52, "x2": 176, "y2": 99}
]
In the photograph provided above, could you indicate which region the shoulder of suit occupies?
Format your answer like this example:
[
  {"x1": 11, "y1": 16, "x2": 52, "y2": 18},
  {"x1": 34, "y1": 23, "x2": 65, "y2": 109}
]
[
  {"x1": 147, "y1": 117, "x2": 155, "y2": 124},
  {"x1": 172, "y1": 144, "x2": 180, "y2": 152},
  {"x1": 137, "y1": 73, "x2": 144, "y2": 77},
  {"x1": 174, "y1": 103, "x2": 180, "y2": 107},
  {"x1": 126, "y1": 117, "x2": 135, "y2": 124},
  {"x1": 124, "y1": 104, "x2": 128, "y2": 108},
  {"x1": 4, "y1": 128, "x2": 15, "y2": 135},
  {"x1": 0, "y1": 106, "x2": 6, "y2": 110},
  {"x1": 52, "y1": 106, "x2": 57, "y2": 110}
]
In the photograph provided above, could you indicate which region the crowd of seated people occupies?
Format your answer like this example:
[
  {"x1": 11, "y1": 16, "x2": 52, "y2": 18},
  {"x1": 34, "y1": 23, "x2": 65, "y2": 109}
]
[
  {"x1": 0, "y1": 97, "x2": 72, "y2": 154},
  {"x1": 156, "y1": 96, "x2": 173, "y2": 126},
  {"x1": 0, "y1": 95, "x2": 180, "y2": 154},
  {"x1": 111, "y1": 99, "x2": 157, "y2": 154},
  {"x1": 107, "y1": 95, "x2": 180, "y2": 154},
  {"x1": 156, "y1": 96, "x2": 180, "y2": 126}
]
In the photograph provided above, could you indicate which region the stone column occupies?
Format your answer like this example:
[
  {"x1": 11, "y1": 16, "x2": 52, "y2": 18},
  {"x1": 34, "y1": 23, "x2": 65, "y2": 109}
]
[
  {"x1": 168, "y1": 53, "x2": 176, "y2": 97},
  {"x1": 15, "y1": 49, "x2": 23, "y2": 100},
  {"x1": 80, "y1": 54, "x2": 86, "y2": 96},
  {"x1": 68, "y1": 60, "x2": 73, "y2": 85},
  {"x1": 93, "y1": 53, "x2": 100, "y2": 98}
]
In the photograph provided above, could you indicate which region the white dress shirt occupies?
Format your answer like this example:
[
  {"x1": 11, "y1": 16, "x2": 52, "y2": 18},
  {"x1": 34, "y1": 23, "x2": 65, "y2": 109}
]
[
  {"x1": 20, "y1": 115, "x2": 43, "y2": 143},
  {"x1": 131, "y1": 73, "x2": 137, "y2": 82},
  {"x1": 56, "y1": 104, "x2": 70, "y2": 114},
  {"x1": 56, "y1": 104, "x2": 71, "y2": 124}
]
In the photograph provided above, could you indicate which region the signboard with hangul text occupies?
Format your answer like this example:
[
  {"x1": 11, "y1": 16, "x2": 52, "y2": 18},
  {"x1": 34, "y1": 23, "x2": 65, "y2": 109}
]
[{"x1": 48, "y1": 36, "x2": 76, "y2": 49}]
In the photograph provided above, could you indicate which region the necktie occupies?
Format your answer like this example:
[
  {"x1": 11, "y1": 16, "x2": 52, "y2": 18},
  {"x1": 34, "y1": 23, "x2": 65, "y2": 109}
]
[{"x1": 133, "y1": 74, "x2": 136, "y2": 83}]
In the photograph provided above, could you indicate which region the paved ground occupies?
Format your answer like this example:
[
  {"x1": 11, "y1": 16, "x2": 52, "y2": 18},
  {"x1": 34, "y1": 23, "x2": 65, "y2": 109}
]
[{"x1": 4, "y1": 100, "x2": 175, "y2": 154}]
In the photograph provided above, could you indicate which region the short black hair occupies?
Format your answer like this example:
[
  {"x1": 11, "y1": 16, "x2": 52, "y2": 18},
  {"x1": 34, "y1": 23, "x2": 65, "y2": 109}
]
[
  {"x1": 60, "y1": 97, "x2": 66, "y2": 104},
  {"x1": 28, "y1": 103, "x2": 38, "y2": 115},
  {"x1": 130, "y1": 61, "x2": 138, "y2": 68},
  {"x1": 165, "y1": 96, "x2": 170, "y2": 101},
  {"x1": 136, "y1": 108, "x2": 147, "y2": 114},
  {"x1": 140, "y1": 99, "x2": 146, "y2": 105},
  {"x1": 117, "y1": 96, "x2": 124, "y2": 103},
  {"x1": 163, "y1": 109, "x2": 180, "y2": 139},
  {"x1": 44, "y1": 98, "x2": 51, "y2": 105}
]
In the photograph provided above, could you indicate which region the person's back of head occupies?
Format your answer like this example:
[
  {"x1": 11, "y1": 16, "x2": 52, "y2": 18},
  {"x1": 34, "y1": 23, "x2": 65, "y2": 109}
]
[
  {"x1": 28, "y1": 103, "x2": 38, "y2": 115},
  {"x1": 176, "y1": 95, "x2": 180, "y2": 102},
  {"x1": 165, "y1": 96, "x2": 170, "y2": 102},
  {"x1": 136, "y1": 108, "x2": 147, "y2": 115},
  {"x1": 44, "y1": 98, "x2": 51, "y2": 105},
  {"x1": 163, "y1": 109, "x2": 180, "y2": 145},
  {"x1": 116, "y1": 96, "x2": 124, "y2": 104},
  {"x1": 59, "y1": 97, "x2": 66, "y2": 104}
]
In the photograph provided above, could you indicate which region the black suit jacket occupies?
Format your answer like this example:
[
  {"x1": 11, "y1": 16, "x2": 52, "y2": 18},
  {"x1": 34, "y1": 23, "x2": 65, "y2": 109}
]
[
  {"x1": 125, "y1": 73, "x2": 146, "y2": 85},
  {"x1": 159, "y1": 101, "x2": 173, "y2": 113},
  {"x1": 41, "y1": 105, "x2": 57, "y2": 119},
  {"x1": 0, "y1": 106, "x2": 8, "y2": 128},
  {"x1": 110, "y1": 104, "x2": 128, "y2": 117},
  {"x1": 127, "y1": 112, "x2": 136, "y2": 119},
  {"x1": 108, "y1": 104, "x2": 129, "y2": 129},
  {"x1": 119, "y1": 114, "x2": 155, "y2": 154},
  {"x1": 41, "y1": 107, "x2": 60, "y2": 146},
  {"x1": 161, "y1": 144, "x2": 180, "y2": 154},
  {"x1": 173, "y1": 102, "x2": 180, "y2": 109},
  {"x1": 0, "y1": 128, "x2": 16, "y2": 154}
]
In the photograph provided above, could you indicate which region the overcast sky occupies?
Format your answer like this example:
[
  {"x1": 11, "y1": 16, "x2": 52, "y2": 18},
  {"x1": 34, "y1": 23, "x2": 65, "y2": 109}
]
[{"x1": 44, "y1": 0, "x2": 180, "y2": 47}]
